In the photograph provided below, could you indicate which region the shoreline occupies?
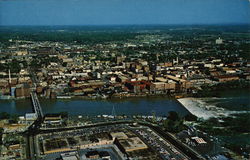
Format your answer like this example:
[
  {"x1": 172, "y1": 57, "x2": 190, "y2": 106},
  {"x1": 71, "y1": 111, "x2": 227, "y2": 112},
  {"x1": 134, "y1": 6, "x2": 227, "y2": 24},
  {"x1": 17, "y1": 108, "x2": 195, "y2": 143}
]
[{"x1": 0, "y1": 92, "x2": 184, "y2": 101}]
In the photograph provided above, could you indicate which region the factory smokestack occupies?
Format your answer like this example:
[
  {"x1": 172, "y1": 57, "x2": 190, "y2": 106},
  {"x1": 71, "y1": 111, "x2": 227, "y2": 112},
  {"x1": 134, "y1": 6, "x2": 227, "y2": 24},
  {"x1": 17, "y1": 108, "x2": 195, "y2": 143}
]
[{"x1": 8, "y1": 69, "x2": 11, "y2": 84}]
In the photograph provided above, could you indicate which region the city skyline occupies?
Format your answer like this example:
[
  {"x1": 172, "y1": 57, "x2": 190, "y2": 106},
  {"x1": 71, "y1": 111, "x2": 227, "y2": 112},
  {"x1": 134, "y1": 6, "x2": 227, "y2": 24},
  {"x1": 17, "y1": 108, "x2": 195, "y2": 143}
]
[{"x1": 0, "y1": 0, "x2": 249, "y2": 26}]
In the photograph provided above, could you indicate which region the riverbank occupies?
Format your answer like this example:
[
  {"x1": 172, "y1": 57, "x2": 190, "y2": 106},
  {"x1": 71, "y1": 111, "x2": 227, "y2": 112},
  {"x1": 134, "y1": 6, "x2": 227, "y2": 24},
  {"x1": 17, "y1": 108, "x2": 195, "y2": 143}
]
[
  {"x1": 194, "y1": 80, "x2": 250, "y2": 98},
  {"x1": 54, "y1": 91, "x2": 188, "y2": 101}
]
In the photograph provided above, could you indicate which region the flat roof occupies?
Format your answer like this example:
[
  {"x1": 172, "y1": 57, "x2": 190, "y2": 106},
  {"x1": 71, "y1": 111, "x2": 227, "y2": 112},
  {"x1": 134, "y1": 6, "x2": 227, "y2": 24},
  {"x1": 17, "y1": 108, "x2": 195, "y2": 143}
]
[
  {"x1": 119, "y1": 137, "x2": 148, "y2": 152},
  {"x1": 110, "y1": 132, "x2": 128, "y2": 140}
]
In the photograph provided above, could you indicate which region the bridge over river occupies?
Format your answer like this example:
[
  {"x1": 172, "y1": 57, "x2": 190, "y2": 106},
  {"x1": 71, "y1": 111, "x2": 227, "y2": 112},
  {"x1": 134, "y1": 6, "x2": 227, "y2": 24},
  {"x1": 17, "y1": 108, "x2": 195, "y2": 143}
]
[{"x1": 30, "y1": 91, "x2": 44, "y2": 120}]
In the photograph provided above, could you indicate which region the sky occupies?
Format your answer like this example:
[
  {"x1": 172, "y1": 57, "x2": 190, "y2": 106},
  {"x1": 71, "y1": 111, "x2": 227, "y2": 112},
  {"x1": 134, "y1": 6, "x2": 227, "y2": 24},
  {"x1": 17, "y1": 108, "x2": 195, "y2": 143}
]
[{"x1": 0, "y1": 0, "x2": 249, "y2": 26}]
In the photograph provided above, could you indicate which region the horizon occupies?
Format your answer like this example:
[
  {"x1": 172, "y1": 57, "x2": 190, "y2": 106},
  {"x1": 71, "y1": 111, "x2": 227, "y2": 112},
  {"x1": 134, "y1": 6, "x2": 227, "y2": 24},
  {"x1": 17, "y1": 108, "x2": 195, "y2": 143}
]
[
  {"x1": 1, "y1": 23, "x2": 250, "y2": 27},
  {"x1": 0, "y1": 0, "x2": 249, "y2": 26}
]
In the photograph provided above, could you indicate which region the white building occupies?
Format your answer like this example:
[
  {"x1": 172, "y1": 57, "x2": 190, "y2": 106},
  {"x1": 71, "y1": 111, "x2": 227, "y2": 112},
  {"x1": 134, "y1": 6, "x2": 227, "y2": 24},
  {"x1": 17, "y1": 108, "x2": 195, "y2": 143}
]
[{"x1": 216, "y1": 37, "x2": 223, "y2": 44}]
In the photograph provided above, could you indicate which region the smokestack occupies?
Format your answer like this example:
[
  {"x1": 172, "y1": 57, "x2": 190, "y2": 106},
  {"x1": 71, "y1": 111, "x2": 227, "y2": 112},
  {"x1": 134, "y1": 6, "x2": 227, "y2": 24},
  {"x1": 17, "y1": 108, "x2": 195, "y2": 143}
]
[{"x1": 8, "y1": 69, "x2": 11, "y2": 84}]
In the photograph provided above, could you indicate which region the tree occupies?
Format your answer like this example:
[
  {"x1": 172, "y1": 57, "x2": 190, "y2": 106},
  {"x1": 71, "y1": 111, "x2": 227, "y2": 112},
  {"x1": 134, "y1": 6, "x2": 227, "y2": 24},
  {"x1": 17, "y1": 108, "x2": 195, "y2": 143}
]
[
  {"x1": 0, "y1": 112, "x2": 10, "y2": 120},
  {"x1": 163, "y1": 118, "x2": 185, "y2": 133},
  {"x1": 167, "y1": 111, "x2": 179, "y2": 121},
  {"x1": 62, "y1": 62, "x2": 67, "y2": 67},
  {"x1": 30, "y1": 59, "x2": 41, "y2": 69},
  {"x1": 60, "y1": 112, "x2": 68, "y2": 118},
  {"x1": 184, "y1": 114, "x2": 198, "y2": 121},
  {"x1": 10, "y1": 114, "x2": 19, "y2": 123},
  {"x1": 9, "y1": 59, "x2": 21, "y2": 73},
  {"x1": 0, "y1": 128, "x2": 3, "y2": 145},
  {"x1": 162, "y1": 111, "x2": 186, "y2": 133}
]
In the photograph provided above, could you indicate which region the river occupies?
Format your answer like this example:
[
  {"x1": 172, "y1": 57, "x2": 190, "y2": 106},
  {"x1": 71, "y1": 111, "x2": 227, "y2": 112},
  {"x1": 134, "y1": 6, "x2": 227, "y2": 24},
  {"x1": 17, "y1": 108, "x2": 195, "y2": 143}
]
[
  {"x1": 0, "y1": 89, "x2": 249, "y2": 117},
  {"x1": 0, "y1": 97, "x2": 189, "y2": 116}
]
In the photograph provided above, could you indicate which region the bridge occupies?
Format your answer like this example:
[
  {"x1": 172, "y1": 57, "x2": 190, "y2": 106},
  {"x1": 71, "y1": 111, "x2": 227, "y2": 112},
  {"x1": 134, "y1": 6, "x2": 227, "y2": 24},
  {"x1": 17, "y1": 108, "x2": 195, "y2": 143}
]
[
  {"x1": 30, "y1": 91, "x2": 44, "y2": 119},
  {"x1": 27, "y1": 92, "x2": 44, "y2": 160},
  {"x1": 25, "y1": 69, "x2": 45, "y2": 160}
]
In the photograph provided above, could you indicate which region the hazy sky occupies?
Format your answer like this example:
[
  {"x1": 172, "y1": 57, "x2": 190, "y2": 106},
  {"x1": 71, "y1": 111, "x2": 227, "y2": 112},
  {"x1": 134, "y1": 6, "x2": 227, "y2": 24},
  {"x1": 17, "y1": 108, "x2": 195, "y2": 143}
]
[{"x1": 0, "y1": 0, "x2": 249, "y2": 26}]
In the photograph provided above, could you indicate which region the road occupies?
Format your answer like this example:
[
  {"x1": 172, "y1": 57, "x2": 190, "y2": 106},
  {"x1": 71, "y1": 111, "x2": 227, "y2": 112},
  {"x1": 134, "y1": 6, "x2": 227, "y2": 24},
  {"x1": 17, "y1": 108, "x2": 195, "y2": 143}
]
[{"x1": 25, "y1": 68, "x2": 44, "y2": 160}]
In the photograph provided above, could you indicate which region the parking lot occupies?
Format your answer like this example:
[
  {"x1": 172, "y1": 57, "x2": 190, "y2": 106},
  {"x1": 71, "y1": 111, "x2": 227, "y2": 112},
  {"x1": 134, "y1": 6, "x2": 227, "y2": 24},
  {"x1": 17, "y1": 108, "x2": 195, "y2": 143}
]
[
  {"x1": 36, "y1": 123, "x2": 191, "y2": 160},
  {"x1": 130, "y1": 126, "x2": 190, "y2": 160}
]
